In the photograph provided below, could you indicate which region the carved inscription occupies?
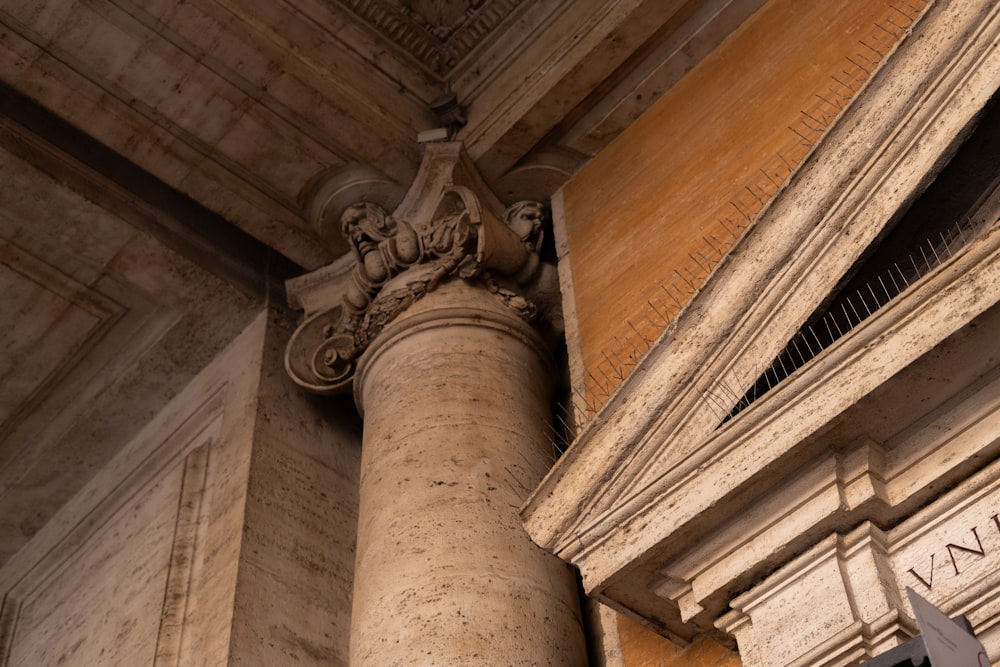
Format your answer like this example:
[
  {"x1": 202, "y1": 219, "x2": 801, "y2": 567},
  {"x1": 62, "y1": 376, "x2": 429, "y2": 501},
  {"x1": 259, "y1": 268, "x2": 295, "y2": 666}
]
[{"x1": 906, "y1": 516, "x2": 1000, "y2": 591}]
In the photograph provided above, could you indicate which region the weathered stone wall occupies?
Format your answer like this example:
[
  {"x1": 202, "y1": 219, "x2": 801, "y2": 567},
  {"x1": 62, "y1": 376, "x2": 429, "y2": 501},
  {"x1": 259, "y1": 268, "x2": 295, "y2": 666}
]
[
  {"x1": 0, "y1": 309, "x2": 362, "y2": 666},
  {"x1": 229, "y1": 309, "x2": 361, "y2": 666}
]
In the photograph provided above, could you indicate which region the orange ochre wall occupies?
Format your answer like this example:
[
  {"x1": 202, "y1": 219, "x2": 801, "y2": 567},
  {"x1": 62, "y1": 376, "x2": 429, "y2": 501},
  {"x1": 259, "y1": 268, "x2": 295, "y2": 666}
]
[
  {"x1": 561, "y1": 0, "x2": 931, "y2": 663},
  {"x1": 618, "y1": 616, "x2": 742, "y2": 667},
  {"x1": 560, "y1": 0, "x2": 930, "y2": 421}
]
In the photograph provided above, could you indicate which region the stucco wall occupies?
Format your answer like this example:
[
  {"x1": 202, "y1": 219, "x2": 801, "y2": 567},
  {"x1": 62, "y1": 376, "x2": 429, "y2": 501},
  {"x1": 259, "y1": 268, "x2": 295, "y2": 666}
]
[{"x1": 557, "y1": 0, "x2": 930, "y2": 419}]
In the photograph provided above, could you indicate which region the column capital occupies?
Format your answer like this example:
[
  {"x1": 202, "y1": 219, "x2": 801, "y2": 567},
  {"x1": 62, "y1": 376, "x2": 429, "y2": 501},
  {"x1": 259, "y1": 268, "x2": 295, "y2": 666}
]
[{"x1": 285, "y1": 142, "x2": 558, "y2": 395}]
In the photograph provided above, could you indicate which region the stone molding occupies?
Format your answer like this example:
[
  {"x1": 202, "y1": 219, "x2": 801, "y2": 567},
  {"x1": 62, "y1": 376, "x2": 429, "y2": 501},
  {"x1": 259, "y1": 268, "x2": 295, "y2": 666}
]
[
  {"x1": 286, "y1": 142, "x2": 556, "y2": 395},
  {"x1": 717, "y1": 446, "x2": 1000, "y2": 666},
  {"x1": 0, "y1": 385, "x2": 226, "y2": 666},
  {"x1": 335, "y1": 0, "x2": 529, "y2": 76},
  {"x1": 521, "y1": 0, "x2": 1000, "y2": 654}
]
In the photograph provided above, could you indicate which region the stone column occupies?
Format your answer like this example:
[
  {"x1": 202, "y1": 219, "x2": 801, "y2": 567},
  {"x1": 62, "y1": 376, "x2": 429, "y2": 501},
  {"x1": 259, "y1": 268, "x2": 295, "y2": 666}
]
[
  {"x1": 285, "y1": 144, "x2": 586, "y2": 665},
  {"x1": 350, "y1": 275, "x2": 586, "y2": 665}
]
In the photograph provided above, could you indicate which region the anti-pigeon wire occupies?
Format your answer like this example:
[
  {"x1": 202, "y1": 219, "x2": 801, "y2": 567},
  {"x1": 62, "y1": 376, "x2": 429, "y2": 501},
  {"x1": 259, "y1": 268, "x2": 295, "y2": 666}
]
[
  {"x1": 956, "y1": 217, "x2": 969, "y2": 244},
  {"x1": 928, "y1": 236, "x2": 943, "y2": 264},
  {"x1": 799, "y1": 330, "x2": 816, "y2": 359},
  {"x1": 660, "y1": 283, "x2": 683, "y2": 309},
  {"x1": 689, "y1": 253, "x2": 709, "y2": 274},
  {"x1": 540, "y1": 426, "x2": 560, "y2": 464},
  {"x1": 895, "y1": 262, "x2": 910, "y2": 289},
  {"x1": 789, "y1": 335, "x2": 808, "y2": 367},
  {"x1": 867, "y1": 282, "x2": 882, "y2": 310},
  {"x1": 775, "y1": 349, "x2": 792, "y2": 381},
  {"x1": 877, "y1": 274, "x2": 893, "y2": 302},
  {"x1": 808, "y1": 325, "x2": 824, "y2": 355},
  {"x1": 612, "y1": 337, "x2": 636, "y2": 366},
  {"x1": 701, "y1": 389, "x2": 727, "y2": 421},
  {"x1": 826, "y1": 311, "x2": 844, "y2": 340},
  {"x1": 719, "y1": 218, "x2": 740, "y2": 242},
  {"x1": 716, "y1": 375, "x2": 744, "y2": 403},
  {"x1": 683, "y1": 265, "x2": 704, "y2": 283},
  {"x1": 641, "y1": 315, "x2": 664, "y2": 342},
  {"x1": 738, "y1": 363, "x2": 759, "y2": 402},
  {"x1": 585, "y1": 369, "x2": 609, "y2": 398},
  {"x1": 845, "y1": 294, "x2": 863, "y2": 324},
  {"x1": 919, "y1": 244, "x2": 932, "y2": 272},
  {"x1": 703, "y1": 386, "x2": 732, "y2": 417},
  {"x1": 824, "y1": 313, "x2": 838, "y2": 344},
  {"x1": 887, "y1": 265, "x2": 902, "y2": 294},
  {"x1": 571, "y1": 385, "x2": 596, "y2": 414},
  {"x1": 596, "y1": 364, "x2": 616, "y2": 391},
  {"x1": 626, "y1": 320, "x2": 653, "y2": 349},
  {"x1": 704, "y1": 235, "x2": 725, "y2": 258},
  {"x1": 762, "y1": 364, "x2": 776, "y2": 391},
  {"x1": 554, "y1": 400, "x2": 573, "y2": 430},
  {"x1": 761, "y1": 167, "x2": 782, "y2": 190},
  {"x1": 647, "y1": 300, "x2": 670, "y2": 327},
  {"x1": 939, "y1": 231, "x2": 954, "y2": 258},
  {"x1": 602, "y1": 351, "x2": 625, "y2": 380},
  {"x1": 583, "y1": 386, "x2": 601, "y2": 416},
  {"x1": 855, "y1": 289, "x2": 873, "y2": 317},
  {"x1": 554, "y1": 410, "x2": 575, "y2": 446},
  {"x1": 655, "y1": 296, "x2": 677, "y2": 320},
  {"x1": 674, "y1": 269, "x2": 696, "y2": 292}
]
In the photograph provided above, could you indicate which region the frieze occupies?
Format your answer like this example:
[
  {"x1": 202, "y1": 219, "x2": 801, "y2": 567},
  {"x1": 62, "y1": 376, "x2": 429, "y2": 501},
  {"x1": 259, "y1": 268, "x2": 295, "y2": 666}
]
[{"x1": 905, "y1": 515, "x2": 1000, "y2": 592}]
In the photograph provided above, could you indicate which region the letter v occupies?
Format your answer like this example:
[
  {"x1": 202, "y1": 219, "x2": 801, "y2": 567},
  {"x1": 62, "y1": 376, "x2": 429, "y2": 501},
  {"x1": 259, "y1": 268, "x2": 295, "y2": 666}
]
[{"x1": 908, "y1": 553, "x2": 934, "y2": 591}]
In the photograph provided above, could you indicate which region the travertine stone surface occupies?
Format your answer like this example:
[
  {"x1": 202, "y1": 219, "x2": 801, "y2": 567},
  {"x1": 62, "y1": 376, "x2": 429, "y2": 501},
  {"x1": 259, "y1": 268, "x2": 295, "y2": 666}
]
[
  {"x1": 0, "y1": 310, "x2": 363, "y2": 666},
  {"x1": 229, "y1": 308, "x2": 361, "y2": 666},
  {"x1": 351, "y1": 276, "x2": 586, "y2": 666}
]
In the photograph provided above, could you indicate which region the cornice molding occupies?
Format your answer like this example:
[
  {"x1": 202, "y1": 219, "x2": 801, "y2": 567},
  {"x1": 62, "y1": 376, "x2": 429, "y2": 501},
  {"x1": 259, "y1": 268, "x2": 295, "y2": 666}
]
[
  {"x1": 521, "y1": 0, "x2": 1000, "y2": 643},
  {"x1": 333, "y1": 0, "x2": 529, "y2": 77}
]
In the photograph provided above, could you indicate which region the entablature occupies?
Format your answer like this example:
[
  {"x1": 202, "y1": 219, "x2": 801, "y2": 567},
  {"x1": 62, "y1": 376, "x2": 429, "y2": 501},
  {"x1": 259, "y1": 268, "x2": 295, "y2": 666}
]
[{"x1": 522, "y1": 0, "x2": 1000, "y2": 660}]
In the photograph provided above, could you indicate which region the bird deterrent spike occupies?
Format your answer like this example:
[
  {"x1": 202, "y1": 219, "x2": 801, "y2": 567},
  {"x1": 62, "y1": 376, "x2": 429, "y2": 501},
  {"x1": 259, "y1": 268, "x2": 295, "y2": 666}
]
[
  {"x1": 867, "y1": 282, "x2": 881, "y2": 309},
  {"x1": 585, "y1": 370, "x2": 609, "y2": 397},
  {"x1": 626, "y1": 320, "x2": 653, "y2": 348},
  {"x1": 808, "y1": 325, "x2": 824, "y2": 353},
  {"x1": 888, "y1": 266, "x2": 902, "y2": 294},
  {"x1": 647, "y1": 300, "x2": 670, "y2": 327},
  {"x1": 928, "y1": 237, "x2": 943, "y2": 264},
  {"x1": 856, "y1": 290, "x2": 872, "y2": 317},
  {"x1": 830, "y1": 311, "x2": 844, "y2": 338},
  {"x1": 846, "y1": 295, "x2": 862, "y2": 323},
  {"x1": 920, "y1": 245, "x2": 932, "y2": 272},
  {"x1": 602, "y1": 351, "x2": 624, "y2": 380},
  {"x1": 895, "y1": 262, "x2": 910, "y2": 288},
  {"x1": 799, "y1": 331, "x2": 816, "y2": 359},
  {"x1": 660, "y1": 283, "x2": 683, "y2": 308}
]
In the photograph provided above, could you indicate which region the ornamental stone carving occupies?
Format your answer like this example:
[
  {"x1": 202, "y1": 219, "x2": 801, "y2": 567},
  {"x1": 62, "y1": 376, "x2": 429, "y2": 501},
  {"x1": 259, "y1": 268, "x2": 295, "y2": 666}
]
[{"x1": 285, "y1": 143, "x2": 554, "y2": 394}]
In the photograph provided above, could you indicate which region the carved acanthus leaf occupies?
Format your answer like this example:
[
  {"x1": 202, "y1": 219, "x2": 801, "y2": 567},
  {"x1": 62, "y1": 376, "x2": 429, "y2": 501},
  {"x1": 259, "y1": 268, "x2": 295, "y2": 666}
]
[{"x1": 286, "y1": 185, "x2": 547, "y2": 394}]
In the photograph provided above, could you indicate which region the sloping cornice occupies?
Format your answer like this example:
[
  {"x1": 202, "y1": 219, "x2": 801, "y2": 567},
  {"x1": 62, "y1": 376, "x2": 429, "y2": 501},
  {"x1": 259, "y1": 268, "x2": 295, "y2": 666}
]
[{"x1": 522, "y1": 0, "x2": 1000, "y2": 641}]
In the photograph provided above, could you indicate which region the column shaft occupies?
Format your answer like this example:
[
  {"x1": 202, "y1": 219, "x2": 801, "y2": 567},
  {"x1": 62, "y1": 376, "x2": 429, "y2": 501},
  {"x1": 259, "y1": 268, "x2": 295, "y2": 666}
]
[{"x1": 351, "y1": 278, "x2": 587, "y2": 666}]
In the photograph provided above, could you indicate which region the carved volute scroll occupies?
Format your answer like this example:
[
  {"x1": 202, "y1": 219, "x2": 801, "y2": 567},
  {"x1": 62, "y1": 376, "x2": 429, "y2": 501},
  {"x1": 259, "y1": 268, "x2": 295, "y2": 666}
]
[{"x1": 285, "y1": 143, "x2": 552, "y2": 394}]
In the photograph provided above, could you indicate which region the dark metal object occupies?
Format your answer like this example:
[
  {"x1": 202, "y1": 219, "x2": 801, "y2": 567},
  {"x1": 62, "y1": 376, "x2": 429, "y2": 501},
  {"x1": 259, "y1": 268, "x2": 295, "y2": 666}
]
[{"x1": 859, "y1": 616, "x2": 976, "y2": 667}]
